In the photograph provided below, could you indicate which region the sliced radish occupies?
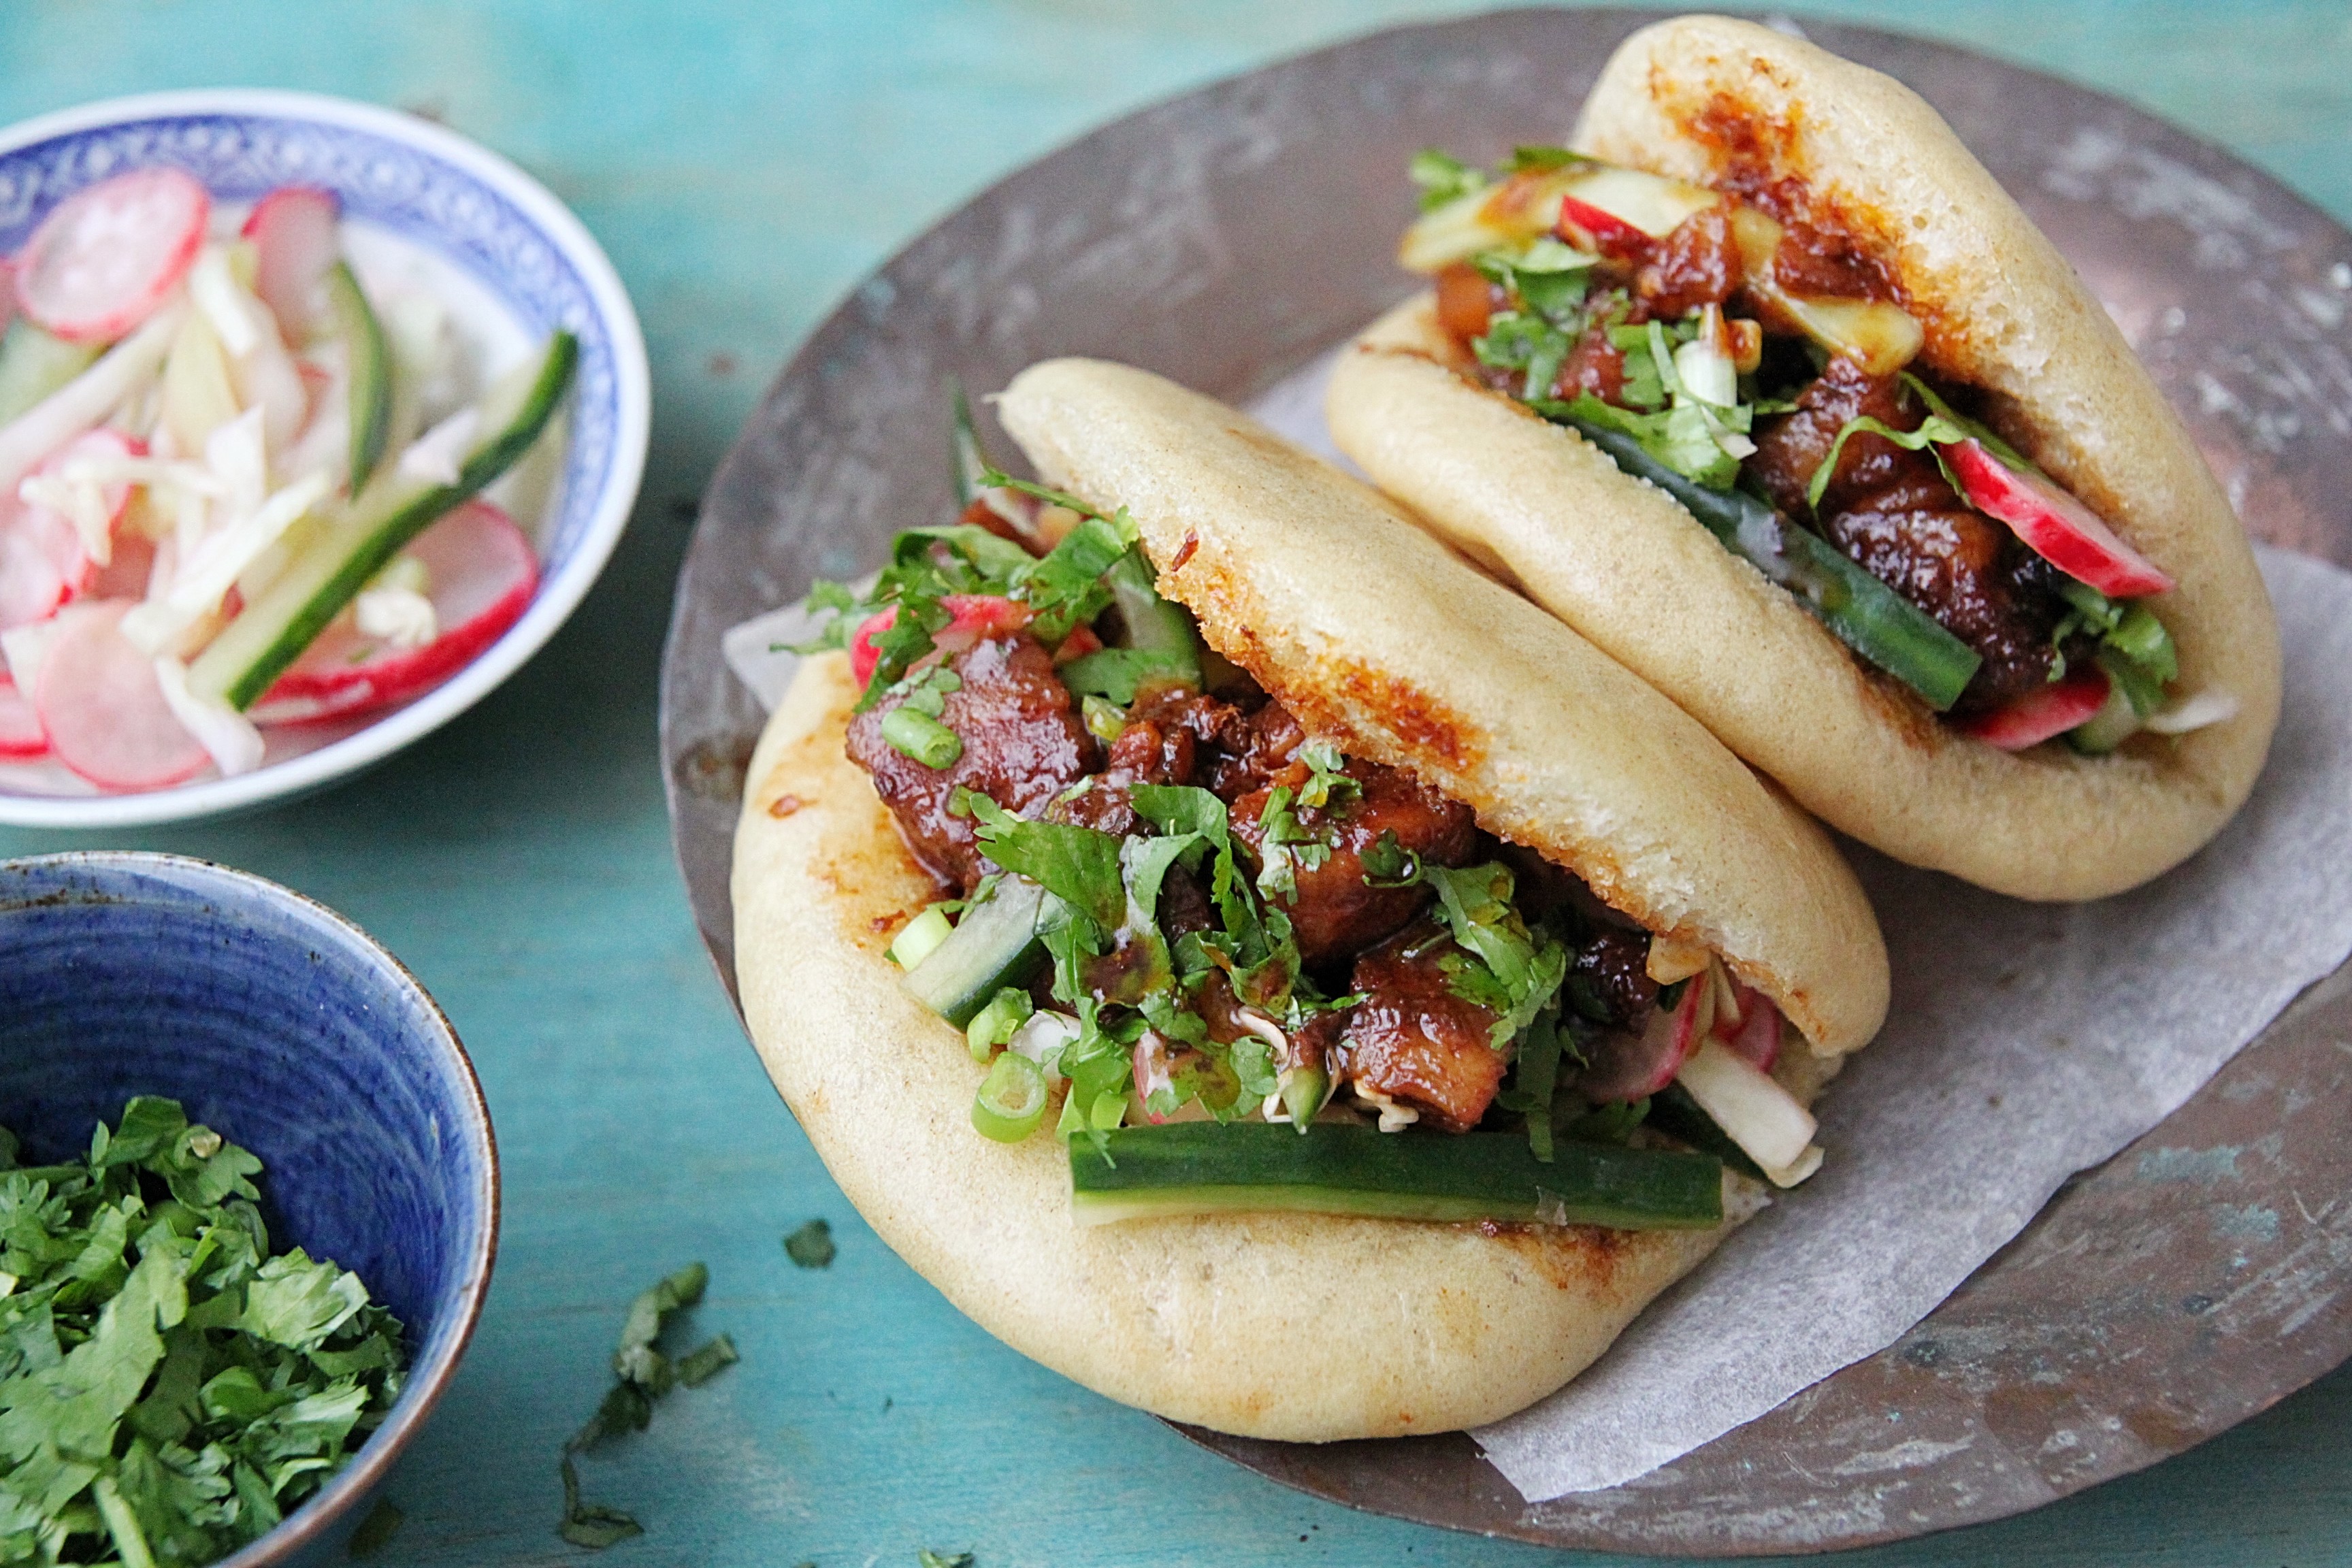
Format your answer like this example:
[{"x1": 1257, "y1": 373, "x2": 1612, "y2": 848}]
[
  {"x1": 1558, "y1": 166, "x2": 1720, "y2": 245},
  {"x1": 1944, "y1": 440, "x2": 2174, "y2": 598},
  {"x1": 86, "y1": 530, "x2": 156, "y2": 601},
  {"x1": 16, "y1": 426, "x2": 142, "y2": 565},
  {"x1": 1725, "y1": 985, "x2": 1782, "y2": 1072},
  {"x1": 242, "y1": 186, "x2": 342, "y2": 342},
  {"x1": 1555, "y1": 193, "x2": 1649, "y2": 252},
  {"x1": 848, "y1": 593, "x2": 1030, "y2": 687},
  {"x1": 0, "y1": 259, "x2": 14, "y2": 332},
  {"x1": 1571, "y1": 970, "x2": 1712, "y2": 1102},
  {"x1": 34, "y1": 600, "x2": 207, "y2": 789},
  {"x1": 1955, "y1": 666, "x2": 2112, "y2": 751},
  {"x1": 0, "y1": 672, "x2": 44, "y2": 757},
  {"x1": 246, "y1": 500, "x2": 537, "y2": 727},
  {"x1": 15, "y1": 169, "x2": 210, "y2": 344},
  {"x1": 0, "y1": 491, "x2": 93, "y2": 632}
]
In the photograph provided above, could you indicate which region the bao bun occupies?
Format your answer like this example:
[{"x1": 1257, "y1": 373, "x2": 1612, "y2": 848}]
[
  {"x1": 1326, "y1": 14, "x2": 2281, "y2": 902},
  {"x1": 731, "y1": 359, "x2": 1886, "y2": 1439}
]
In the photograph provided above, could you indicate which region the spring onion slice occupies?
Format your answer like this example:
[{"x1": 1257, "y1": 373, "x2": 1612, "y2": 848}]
[
  {"x1": 973, "y1": 1053, "x2": 1049, "y2": 1143},
  {"x1": 1561, "y1": 416, "x2": 1982, "y2": 711},
  {"x1": 1068, "y1": 1122, "x2": 1723, "y2": 1229}
]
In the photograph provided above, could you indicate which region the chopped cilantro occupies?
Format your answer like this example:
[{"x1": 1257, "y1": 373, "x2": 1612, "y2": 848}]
[
  {"x1": 1473, "y1": 310, "x2": 1575, "y2": 402},
  {"x1": 783, "y1": 1219, "x2": 835, "y2": 1269},
  {"x1": 559, "y1": 1262, "x2": 736, "y2": 1548},
  {"x1": 1252, "y1": 785, "x2": 1332, "y2": 904},
  {"x1": 0, "y1": 1098, "x2": 404, "y2": 1567},
  {"x1": 676, "y1": 1335, "x2": 739, "y2": 1388},
  {"x1": 959, "y1": 791, "x2": 1125, "y2": 927},
  {"x1": 1360, "y1": 828, "x2": 1422, "y2": 889},
  {"x1": 1409, "y1": 148, "x2": 1486, "y2": 212},
  {"x1": 1294, "y1": 740, "x2": 1358, "y2": 810},
  {"x1": 1424, "y1": 863, "x2": 1571, "y2": 1049},
  {"x1": 1060, "y1": 646, "x2": 1193, "y2": 704}
]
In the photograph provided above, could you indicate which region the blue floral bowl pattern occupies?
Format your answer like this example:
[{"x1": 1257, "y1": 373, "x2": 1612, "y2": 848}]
[
  {"x1": 0, "y1": 853, "x2": 498, "y2": 1567},
  {"x1": 0, "y1": 91, "x2": 649, "y2": 829}
]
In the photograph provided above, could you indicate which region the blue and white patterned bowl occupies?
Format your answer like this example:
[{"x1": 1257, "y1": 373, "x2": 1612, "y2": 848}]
[
  {"x1": 0, "y1": 851, "x2": 497, "y2": 1567},
  {"x1": 0, "y1": 91, "x2": 650, "y2": 827}
]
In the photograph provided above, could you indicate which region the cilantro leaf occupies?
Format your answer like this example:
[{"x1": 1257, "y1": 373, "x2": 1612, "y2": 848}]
[
  {"x1": 1360, "y1": 829, "x2": 1422, "y2": 889},
  {"x1": 783, "y1": 1219, "x2": 835, "y2": 1269},
  {"x1": 1409, "y1": 148, "x2": 1487, "y2": 212},
  {"x1": 0, "y1": 1100, "x2": 404, "y2": 1563},
  {"x1": 1424, "y1": 863, "x2": 1571, "y2": 1048},
  {"x1": 1473, "y1": 310, "x2": 1573, "y2": 402},
  {"x1": 960, "y1": 791, "x2": 1125, "y2": 927},
  {"x1": 560, "y1": 1262, "x2": 734, "y2": 1548},
  {"x1": 1060, "y1": 647, "x2": 1193, "y2": 704}
]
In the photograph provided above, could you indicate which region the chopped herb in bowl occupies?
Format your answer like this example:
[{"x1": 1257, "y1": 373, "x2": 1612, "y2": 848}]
[{"x1": 0, "y1": 1096, "x2": 403, "y2": 1566}]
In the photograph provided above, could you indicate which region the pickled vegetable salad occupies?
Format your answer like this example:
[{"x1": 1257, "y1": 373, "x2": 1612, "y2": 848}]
[
  {"x1": 1403, "y1": 146, "x2": 2221, "y2": 754},
  {"x1": 0, "y1": 169, "x2": 575, "y2": 791},
  {"x1": 794, "y1": 408, "x2": 1826, "y2": 1230}
]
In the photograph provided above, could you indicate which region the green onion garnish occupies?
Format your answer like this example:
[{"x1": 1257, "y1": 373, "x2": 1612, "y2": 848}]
[
  {"x1": 973, "y1": 1053, "x2": 1049, "y2": 1143},
  {"x1": 881, "y1": 706, "x2": 964, "y2": 768},
  {"x1": 965, "y1": 986, "x2": 1036, "y2": 1062}
]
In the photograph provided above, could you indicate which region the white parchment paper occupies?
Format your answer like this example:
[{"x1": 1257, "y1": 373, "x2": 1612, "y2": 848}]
[{"x1": 1243, "y1": 352, "x2": 2352, "y2": 1501}]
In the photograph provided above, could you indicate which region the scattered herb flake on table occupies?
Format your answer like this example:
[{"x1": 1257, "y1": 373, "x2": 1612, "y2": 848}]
[
  {"x1": 783, "y1": 1219, "x2": 835, "y2": 1269},
  {"x1": 0, "y1": 1096, "x2": 404, "y2": 1566},
  {"x1": 558, "y1": 1262, "x2": 736, "y2": 1549}
]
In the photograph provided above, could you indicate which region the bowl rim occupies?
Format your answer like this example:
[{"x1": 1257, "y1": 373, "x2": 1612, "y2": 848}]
[
  {"x1": 0, "y1": 87, "x2": 651, "y2": 830},
  {"x1": 0, "y1": 849, "x2": 501, "y2": 1565}
]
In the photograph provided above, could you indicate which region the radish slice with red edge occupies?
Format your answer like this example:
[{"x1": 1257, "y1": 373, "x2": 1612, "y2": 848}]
[
  {"x1": 242, "y1": 186, "x2": 342, "y2": 341},
  {"x1": 1944, "y1": 439, "x2": 2175, "y2": 598},
  {"x1": 246, "y1": 500, "x2": 538, "y2": 727},
  {"x1": 35, "y1": 600, "x2": 207, "y2": 789},
  {"x1": 15, "y1": 169, "x2": 210, "y2": 344},
  {"x1": 1569, "y1": 969, "x2": 1711, "y2": 1102},
  {"x1": 0, "y1": 427, "x2": 147, "y2": 630},
  {"x1": 849, "y1": 593, "x2": 1030, "y2": 687},
  {"x1": 1555, "y1": 193, "x2": 1648, "y2": 252},
  {"x1": 0, "y1": 672, "x2": 44, "y2": 758},
  {"x1": 1726, "y1": 987, "x2": 1782, "y2": 1071},
  {"x1": 1955, "y1": 666, "x2": 2113, "y2": 751},
  {"x1": 0, "y1": 494, "x2": 93, "y2": 632}
]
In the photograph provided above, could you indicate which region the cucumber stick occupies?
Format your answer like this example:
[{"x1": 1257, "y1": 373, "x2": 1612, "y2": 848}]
[
  {"x1": 327, "y1": 261, "x2": 393, "y2": 494},
  {"x1": 188, "y1": 331, "x2": 578, "y2": 710},
  {"x1": 1070, "y1": 1122, "x2": 1725, "y2": 1229},
  {"x1": 1563, "y1": 415, "x2": 1982, "y2": 711},
  {"x1": 903, "y1": 878, "x2": 1049, "y2": 1028},
  {"x1": 0, "y1": 318, "x2": 99, "y2": 426}
]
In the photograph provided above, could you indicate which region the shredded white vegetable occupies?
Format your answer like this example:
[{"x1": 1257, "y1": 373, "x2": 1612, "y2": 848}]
[
  {"x1": 154, "y1": 655, "x2": 263, "y2": 777},
  {"x1": 0, "y1": 305, "x2": 184, "y2": 499},
  {"x1": 397, "y1": 406, "x2": 478, "y2": 487},
  {"x1": 2144, "y1": 688, "x2": 2240, "y2": 735},
  {"x1": 354, "y1": 585, "x2": 437, "y2": 649}
]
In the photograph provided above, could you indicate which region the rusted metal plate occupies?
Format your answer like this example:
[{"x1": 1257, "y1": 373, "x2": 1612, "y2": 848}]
[{"x1": 658, "y1": 9, "x2": 2352, "y2": 1553}]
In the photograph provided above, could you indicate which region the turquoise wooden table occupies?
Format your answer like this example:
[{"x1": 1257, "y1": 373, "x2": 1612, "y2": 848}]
[{"x1": 3, "y1": 3, "x2": 2347, "y2": 1563}]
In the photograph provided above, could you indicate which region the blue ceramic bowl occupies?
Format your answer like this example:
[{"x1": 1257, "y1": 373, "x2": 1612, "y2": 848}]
[{"x1": 0, "y1": 853, "x2": 497, "y2": 1567}]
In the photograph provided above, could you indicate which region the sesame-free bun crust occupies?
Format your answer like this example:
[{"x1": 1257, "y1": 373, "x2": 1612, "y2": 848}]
[
  {"x1": 731, "y1": 357, "x2": 1886, "y2": 1440},
  {"x1": 1325, "y1": 14, "x2": 2281, "y2": 902}
]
